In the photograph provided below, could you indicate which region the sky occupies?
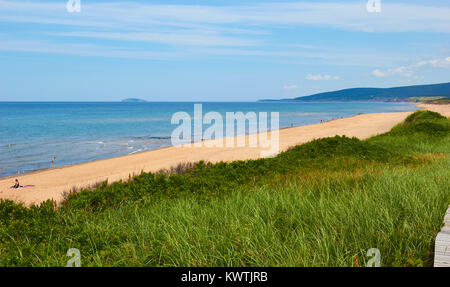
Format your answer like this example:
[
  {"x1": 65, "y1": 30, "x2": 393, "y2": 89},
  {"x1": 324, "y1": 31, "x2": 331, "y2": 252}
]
[{"x1": 0, "y1": 0, "x2": 450, "y2": 102}]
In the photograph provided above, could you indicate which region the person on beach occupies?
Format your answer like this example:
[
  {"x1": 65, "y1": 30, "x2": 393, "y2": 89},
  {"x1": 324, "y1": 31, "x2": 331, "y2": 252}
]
[
  {"x1": 52, "y1": 156, "x2": 55, "y2": 168},
  {"x1": 11, "y1": 179, "x2": 20, "y2": 189},
  {"x1": 10, "y1": 179, "x2": 34, "y2": 189}
]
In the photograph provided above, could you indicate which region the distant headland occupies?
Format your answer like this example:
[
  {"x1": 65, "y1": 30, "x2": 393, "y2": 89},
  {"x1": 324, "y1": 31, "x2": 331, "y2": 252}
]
[
  {"x1": 260, "y1": 82, "x2": 450, "y2": 102},
  {"x1": 121, "y1": 98, "x2": 148, "y2": 103}
]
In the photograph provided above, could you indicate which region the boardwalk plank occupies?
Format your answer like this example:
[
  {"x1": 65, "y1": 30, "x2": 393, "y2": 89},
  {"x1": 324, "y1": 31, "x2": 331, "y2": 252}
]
[{"x1": 434, "y1": 205, "x2": 450, "y2": 267}]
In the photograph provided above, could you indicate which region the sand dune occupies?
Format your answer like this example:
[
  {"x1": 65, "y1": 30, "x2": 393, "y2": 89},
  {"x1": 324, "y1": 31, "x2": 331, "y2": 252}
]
[{"x1": 1, "y1": 104, "x2": 448, "y2": 206}]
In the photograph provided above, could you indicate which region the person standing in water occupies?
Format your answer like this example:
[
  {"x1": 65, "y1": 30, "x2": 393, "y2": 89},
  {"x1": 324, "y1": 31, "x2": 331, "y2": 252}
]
[{"x1": 52, "y1": 156, "x2": 55, "y2": 168}]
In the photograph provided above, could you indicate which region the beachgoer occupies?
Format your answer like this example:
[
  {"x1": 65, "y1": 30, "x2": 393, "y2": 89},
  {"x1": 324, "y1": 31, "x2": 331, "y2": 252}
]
[
  {"x1": 12, "y1": 179, "x2": 20, "y2": 189},
  {"x1": 52, "y1": 156, "x2": 55, "y2": 168}
]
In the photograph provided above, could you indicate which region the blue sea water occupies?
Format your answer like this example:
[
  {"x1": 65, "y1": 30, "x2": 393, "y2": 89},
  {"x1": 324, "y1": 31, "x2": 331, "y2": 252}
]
[{"x1": 0, "y1": 102, "x2": 417, "y2": 177}]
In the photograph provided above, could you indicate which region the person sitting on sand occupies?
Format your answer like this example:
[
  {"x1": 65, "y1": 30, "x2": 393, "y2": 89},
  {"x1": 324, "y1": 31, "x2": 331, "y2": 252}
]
[{"x1": 12, "y1": 179, "x2": 20, "y2": 189}]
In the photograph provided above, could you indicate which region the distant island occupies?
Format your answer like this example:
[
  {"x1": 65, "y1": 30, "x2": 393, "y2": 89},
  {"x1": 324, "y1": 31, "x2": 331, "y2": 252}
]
[
  {"x1": 122, "y1": 98, "x2": 148, "y2": 103},
  {"x1": 261, "y1": 82, "x2": 450, "y2": 102}
]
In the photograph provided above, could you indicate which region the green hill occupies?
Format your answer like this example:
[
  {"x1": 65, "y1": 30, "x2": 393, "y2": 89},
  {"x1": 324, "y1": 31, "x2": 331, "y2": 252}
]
[{"x1": 279, "y1": 82, "x2": 450, "y2": 102}]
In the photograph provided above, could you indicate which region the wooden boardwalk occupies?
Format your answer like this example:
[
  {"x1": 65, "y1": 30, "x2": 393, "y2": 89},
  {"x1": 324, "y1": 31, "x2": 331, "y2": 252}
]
[{"x1": 434, "y1": 205, "x2": 450, "y2": 267}]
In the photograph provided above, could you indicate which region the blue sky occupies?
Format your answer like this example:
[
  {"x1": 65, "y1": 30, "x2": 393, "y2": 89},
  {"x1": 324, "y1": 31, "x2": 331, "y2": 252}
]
[{"x1": 0, "y1": 0, "x2": 449, "y2": 101}]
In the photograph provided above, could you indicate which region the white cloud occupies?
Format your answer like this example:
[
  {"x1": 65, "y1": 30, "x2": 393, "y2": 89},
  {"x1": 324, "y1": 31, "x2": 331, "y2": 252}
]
[
  {"x1": 306, "y1": 74, "x2": 339, "y2": 81},
  {"x1": 283, "y1": 84, "x2": 300, "y2": 90},
  {"x1": 372, "y1": 57, "x2": 450, "y2": 79},
  {"x1": 429, "y1": 57, "x2": 450, "y2": 68},
  {"x1": 372, "y1": 69, "x2": 385, "y2": 77}
]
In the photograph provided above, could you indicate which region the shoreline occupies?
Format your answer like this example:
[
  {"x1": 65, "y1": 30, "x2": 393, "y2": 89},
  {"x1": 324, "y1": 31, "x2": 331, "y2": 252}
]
[
  {"x1": 0, "y1": 107, "x2": 416, "y2": 180},
  {"x1": 1, "y1": 103, "x2": 448, "y2": 206}
]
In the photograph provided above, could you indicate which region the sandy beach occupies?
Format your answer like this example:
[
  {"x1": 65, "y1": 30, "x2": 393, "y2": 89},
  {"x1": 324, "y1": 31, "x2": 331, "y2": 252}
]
[
  {"x1": 415, "y1": 103, "x2": 450, "y2": 117},
  {"x1": 1, "y1": 104, "x2": 448, "y2": 206}
]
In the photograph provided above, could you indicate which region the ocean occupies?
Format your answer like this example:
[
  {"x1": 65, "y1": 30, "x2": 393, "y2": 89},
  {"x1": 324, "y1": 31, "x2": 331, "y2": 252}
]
[{"x1": 0, "y1": 102, "x2": 417, "y2": 177}]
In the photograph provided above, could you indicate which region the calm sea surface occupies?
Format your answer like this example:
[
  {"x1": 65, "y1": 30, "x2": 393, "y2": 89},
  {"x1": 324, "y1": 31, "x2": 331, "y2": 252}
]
[{"x1": 0, "y1": 102, "x2": 417, "y2": 177}]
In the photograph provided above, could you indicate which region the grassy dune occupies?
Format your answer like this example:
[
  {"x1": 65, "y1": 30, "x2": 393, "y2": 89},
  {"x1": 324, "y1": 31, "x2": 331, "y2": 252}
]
[{"x1": 0, "y1": 110, "x2": 449, "y2": 267}]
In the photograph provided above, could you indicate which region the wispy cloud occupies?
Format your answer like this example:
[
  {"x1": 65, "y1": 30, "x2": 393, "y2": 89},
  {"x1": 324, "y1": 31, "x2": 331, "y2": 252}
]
[
  {"x1": 372, "y1": 69, "x2": 385, "y2": 77},
  {"x1": 50, "y1": 31, "x2": 259, "y2": 47},
  {"x1": 1, "y1": 1, "x2": 450, "y2": 63},
  {"x1": 1, "y1": 1, "x2": 450, "y2": 33},
  {"x1": 0, "y1": 33, "x2": 400, "y2": 65},
  {"x1": 0, "y1": 37, "x2": 173, "y2": 60},
  {"x1": 372, "y1": 57, "x2": 450, "y2": 78},
  {"x1": 283, "y1": 84, "x2": 300, "y2": 90},
  {"x1": 306, "y1": 74, "x2": 339, "y2": 81}
]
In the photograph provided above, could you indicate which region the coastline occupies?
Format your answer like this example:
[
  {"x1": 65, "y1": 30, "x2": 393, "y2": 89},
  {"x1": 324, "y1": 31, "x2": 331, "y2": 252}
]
[{"x1": 1, "y1": 103, "x2": 448, "y2": 206}]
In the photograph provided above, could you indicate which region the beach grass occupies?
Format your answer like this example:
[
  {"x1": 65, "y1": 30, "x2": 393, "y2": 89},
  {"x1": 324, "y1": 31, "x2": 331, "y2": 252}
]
[{"x1": 0, "y1": 110, "x2": 449, "y2": 267}]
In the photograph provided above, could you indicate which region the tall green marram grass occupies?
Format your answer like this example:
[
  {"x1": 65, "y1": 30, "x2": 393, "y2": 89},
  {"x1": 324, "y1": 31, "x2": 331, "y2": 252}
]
[
  {"x1": 369, "y1": 110, "x2": 450, "y2": 154},
  {"x1": 0, "y1": 110, "x2": 449, "y2": 267}
]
